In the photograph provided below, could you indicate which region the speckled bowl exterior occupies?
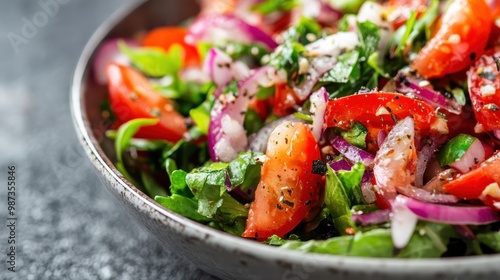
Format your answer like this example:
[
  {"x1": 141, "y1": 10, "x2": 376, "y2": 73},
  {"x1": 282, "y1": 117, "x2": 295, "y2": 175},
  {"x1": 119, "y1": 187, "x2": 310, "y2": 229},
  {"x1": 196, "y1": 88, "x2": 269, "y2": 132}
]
[{"x1": 71, "y1": 1, "x2": 500, "y2": 279}]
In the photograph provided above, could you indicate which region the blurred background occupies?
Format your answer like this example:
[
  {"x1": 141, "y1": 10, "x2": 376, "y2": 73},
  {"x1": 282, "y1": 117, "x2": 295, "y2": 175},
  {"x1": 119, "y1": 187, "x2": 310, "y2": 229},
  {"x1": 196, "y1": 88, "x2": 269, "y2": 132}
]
[{"x1": 0, "y1": 0, "x2": 216, "y2": 279}]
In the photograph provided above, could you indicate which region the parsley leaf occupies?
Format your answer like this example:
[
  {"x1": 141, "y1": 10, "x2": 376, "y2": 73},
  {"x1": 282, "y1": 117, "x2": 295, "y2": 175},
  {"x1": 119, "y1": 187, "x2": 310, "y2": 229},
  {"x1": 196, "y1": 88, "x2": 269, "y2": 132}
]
[{"x1": 119, "y1": 42, "x2": 183, "y2": 77}]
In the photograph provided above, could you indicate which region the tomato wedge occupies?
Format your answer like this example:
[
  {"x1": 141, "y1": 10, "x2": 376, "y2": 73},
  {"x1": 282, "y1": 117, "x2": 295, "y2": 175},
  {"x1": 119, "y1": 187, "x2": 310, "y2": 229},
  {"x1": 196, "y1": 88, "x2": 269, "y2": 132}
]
[
  {"x1": 242, "y1": 122, "x2": 323, "y2": 240},
  {"x1": 467, "y1": 48, "x2": 500, "y2": 132},
  {"x1": 106, "y1": 62, "x2": 187, "y2": 142},
  {"x1": 412, "y1": 0, "x2": 493, "y2": 78},
  {"x1": 324, "y1": 92, "x2": 447, "y2": 143},
  {"x1": 273, "y1": 83, "x2": 300, "y2": 116},
  {"x1": 142, "y1": 27, "x2": 200, "y2": 66},
  {"x1": 442, "y1": 151, "x2": 500, "y2": 199}
]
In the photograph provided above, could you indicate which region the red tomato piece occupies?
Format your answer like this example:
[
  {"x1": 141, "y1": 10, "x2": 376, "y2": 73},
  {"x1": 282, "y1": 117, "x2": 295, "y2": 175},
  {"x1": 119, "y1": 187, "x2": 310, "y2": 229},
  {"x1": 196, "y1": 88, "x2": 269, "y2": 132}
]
[
  {"x1": 106, "y1": 62, "x2": 187, "y2": 142},
  {"x1": 142, "y1": 27, "x2": 200, "y2": 66},
  {"x1": 412, "y1": 0, "x2": 493, "y2": 78},
  {"x1": 442, "y1": 151, "x2": 500, "y2": 199},
  {"x1": 242, "y1": 122, "x2": 324, "y2": 240},
  {"x1": 467, "y1": 48, "x2": 500, "y2": 132},
  {"x1": 324, "y1": 92, "x2": 446, "y2": 143},
  {"x1": 273, "y1": 83, "x2": 301, "y2": 116}
]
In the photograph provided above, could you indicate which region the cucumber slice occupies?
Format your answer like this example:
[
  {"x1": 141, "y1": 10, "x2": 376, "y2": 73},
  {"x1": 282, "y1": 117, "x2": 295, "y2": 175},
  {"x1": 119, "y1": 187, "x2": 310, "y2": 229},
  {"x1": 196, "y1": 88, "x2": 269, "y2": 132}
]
[{"x1": 438, "y1": 134, "x2": 477, "y2": 167}]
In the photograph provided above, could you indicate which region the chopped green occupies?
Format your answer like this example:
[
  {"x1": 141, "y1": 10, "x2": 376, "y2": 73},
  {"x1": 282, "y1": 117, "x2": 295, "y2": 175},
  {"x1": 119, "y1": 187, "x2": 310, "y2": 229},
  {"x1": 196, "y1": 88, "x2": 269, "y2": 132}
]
[
  {"x1": 320, "y1": 50, "x2": 360, "y2": 83},
  {"x1": 477, "y1": 231, "x2": 500, "y2": 252},
  {"x1": 155, "y1": 195, "x2": 211, "y2": 223},
  {"x1": 324, "y1": 166, "x2": 355, "y2": 234},
  {"x1": 340, "y1": 121, "x2": 368, "y2": 149},
  {"x1": 337, "y1": 162, "x2": 366, "y2": 206},
  {"x1": 114, "y1": 118, "x2": 159, "y2": 164},
  {"x1": 252, "y1": 0, "x2": 298, "y2": 15},
  {"x1": 119, "y1": 42, "x2": 183, "y2": 77},
  {"x1": 268, "y1": 40, "x2": 306, "y2": 82}
]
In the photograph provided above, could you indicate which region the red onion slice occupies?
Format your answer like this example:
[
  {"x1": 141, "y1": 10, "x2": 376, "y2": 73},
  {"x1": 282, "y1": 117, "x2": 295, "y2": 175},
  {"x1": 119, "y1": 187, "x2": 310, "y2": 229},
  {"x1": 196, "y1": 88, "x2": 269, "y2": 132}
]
[
  {"x1": 391, "y1": 195, "x2": 419, "y2": 249},
  {"x1": 396, "y1": 185, "x2": 460, "y2": 204},
  {"x1": 493, "y1": 129, "x2": 500, "y2": 140},
  {"x1": 204, "y1": 48, "x2": 234, "y2": 88},
  {"x1": 377, "y1": 130, "x2": 388, "y2": 148},
  {"x1": 352, "y1": 209, "x2": 391, "y2": 226},
  {"x1": 186, "y1": 14, "x2": 278, "y2": 50},
  {"x1": 397, "y1": 195, "x2": 500, "y2": 225},
  {"x1": 395, "y1": 71, "x2": 462, "y2": 115},
  {"x1": 329, "y1": 157, "x2": 352, "y2": 171},
  {"x1": 331, "y1": 136, "x2": 375, "y2": 168},
  {"x1": 92, "y1": 38, "x2": 138, "y2": 85},
  {"x1": 415, "y1": 138, "x2": 439, "y2": 188},
  {"x1": 423, "y1": 168, "x2": 457, "y2": 194},
  {"x1": 454, "y1": 225, "x2": 476, "y2": 240},
  {"x1": 374, "y1": 116, "x2": 416, "y2": 196},
  {"x1": 361, "y1": 180, "x2": 376, "y2": 204},
  {"x1": 203, "y1": 48, "x2": 251, "y2": 89},
  {"x1": 209, "y1": 66, "x2": 283, "y2": 161},
  {"x1": 310, "y1": 87, "x2": 328, "y2": 141}
]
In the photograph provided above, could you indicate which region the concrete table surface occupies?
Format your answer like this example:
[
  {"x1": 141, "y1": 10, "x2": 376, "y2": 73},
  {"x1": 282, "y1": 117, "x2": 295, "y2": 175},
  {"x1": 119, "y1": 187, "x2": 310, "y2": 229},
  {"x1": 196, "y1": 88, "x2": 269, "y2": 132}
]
[{"x1": 0, "y1": 1, "x2": 218, "y2": 279}]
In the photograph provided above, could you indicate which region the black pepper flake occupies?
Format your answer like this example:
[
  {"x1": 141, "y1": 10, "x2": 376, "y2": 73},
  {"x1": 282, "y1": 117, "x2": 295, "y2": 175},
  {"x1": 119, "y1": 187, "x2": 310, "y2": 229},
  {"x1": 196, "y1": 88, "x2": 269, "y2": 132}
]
[
  {"x1": 312, "y1": 160, "x2": 327, "y2": 175},
  {"x1": 276, "y1": 204, "x2": 283, "y2": 210},
  {"x1": 285, "y1": 137, "x2": 288, "y2": 144},
  {"x1": 305, "y1": 200, "x2": 312, "y2": 206},
  {"x1": 486, "y1": 103, "x2": 499, "y2": 112},
  {"x1": 470, "y1": 52, "x2": 476, "y2": 60},
  {"x1": 282, "y1": 200, "x2": 294, "y2": 208},
  {"x1": 479, "y1": 71, "x2": 496, "y2": 81}
]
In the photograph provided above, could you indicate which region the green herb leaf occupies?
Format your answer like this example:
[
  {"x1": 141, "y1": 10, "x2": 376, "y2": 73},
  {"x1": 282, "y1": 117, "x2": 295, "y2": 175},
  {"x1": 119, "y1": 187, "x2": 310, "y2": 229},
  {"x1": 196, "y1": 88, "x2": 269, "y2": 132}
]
[
  {"x1": 106, "y1": 130, "x2": 169, "y2": 151},
  {"x1": 189, "y1": 95, "x2": 214, "y2": 135},
  {"x1": 324, "y1": 166, "x2": 355, "y2": 234},
  {"x1": 155, "y1": 194, "x2": 211, "y2": 223},
  {"x1": 119, "y1": 42, "x2": 183, "y2": 77},
  {"x1": 227, "y1": 151, "x2": 262, "y2": 190},
  {"x1": 115, "y1": 118, "x2": 159, "y2": 164},
  {"x1": 328, "y1": 0, "x2": 366, "y2": 13},
  {"x1": 320, "y1": 50, "x2": 360, "y2": 83},
  {"x1": 477, "y1": 231, "x2": 500, "y2": 252},
  {"x1": 340, "y1": 121, "x2": 368, "y2": 149},
  {"x1": 252, "y1": 0, "x2": 298, "y2": 14},
  {"x1": 397, "y1": 222, "x2": 456, "y2": 258},
  {"x1": 337, "y1": 162, "x2": 366, "y2": 206},
  {"x1": 268, "y1": 41, "x2": 305, "y2": 81},
  {"x1": 140, "y1": 171, "x2": 168, "y2": 198},
  {"x1": 282, "y1": 16, "x2": 322, "y2": 45}
]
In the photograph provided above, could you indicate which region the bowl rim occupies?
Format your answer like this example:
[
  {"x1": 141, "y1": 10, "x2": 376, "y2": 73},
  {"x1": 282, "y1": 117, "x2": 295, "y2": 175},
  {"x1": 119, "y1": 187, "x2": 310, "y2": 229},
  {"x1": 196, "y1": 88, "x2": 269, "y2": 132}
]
[{"x1": 70, "y1": 0, "x2": 500, "y2": 276}]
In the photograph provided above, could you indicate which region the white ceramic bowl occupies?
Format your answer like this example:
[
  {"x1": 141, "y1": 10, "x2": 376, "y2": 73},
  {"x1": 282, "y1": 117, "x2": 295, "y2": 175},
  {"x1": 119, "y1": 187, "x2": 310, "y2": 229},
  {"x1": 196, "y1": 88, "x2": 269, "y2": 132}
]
[{"x1": 71, "y1": 1, "x2": 500, "y2": 279}]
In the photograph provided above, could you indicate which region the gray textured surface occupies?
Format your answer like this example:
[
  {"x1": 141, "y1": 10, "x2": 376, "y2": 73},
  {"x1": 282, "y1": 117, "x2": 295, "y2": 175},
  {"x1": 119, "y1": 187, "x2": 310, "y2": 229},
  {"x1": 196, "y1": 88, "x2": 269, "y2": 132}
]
[{"x1": 0, "y1": 1, "x2": 217, "y2": 279}]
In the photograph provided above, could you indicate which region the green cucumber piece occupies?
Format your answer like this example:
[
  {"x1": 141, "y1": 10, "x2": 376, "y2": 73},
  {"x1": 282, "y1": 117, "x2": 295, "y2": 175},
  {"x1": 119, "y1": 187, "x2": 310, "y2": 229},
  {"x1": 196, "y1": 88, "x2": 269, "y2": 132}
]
[{"x1": 437, "y1": 134, "x2": 478, "y2": 167}]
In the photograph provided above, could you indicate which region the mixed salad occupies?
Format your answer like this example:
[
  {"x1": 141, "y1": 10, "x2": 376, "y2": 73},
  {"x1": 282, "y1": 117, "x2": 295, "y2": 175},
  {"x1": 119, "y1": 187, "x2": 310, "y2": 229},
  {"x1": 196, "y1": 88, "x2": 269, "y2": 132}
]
[{"x1": 95, "y1": 0, "x2": 500, "y2": 258}]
